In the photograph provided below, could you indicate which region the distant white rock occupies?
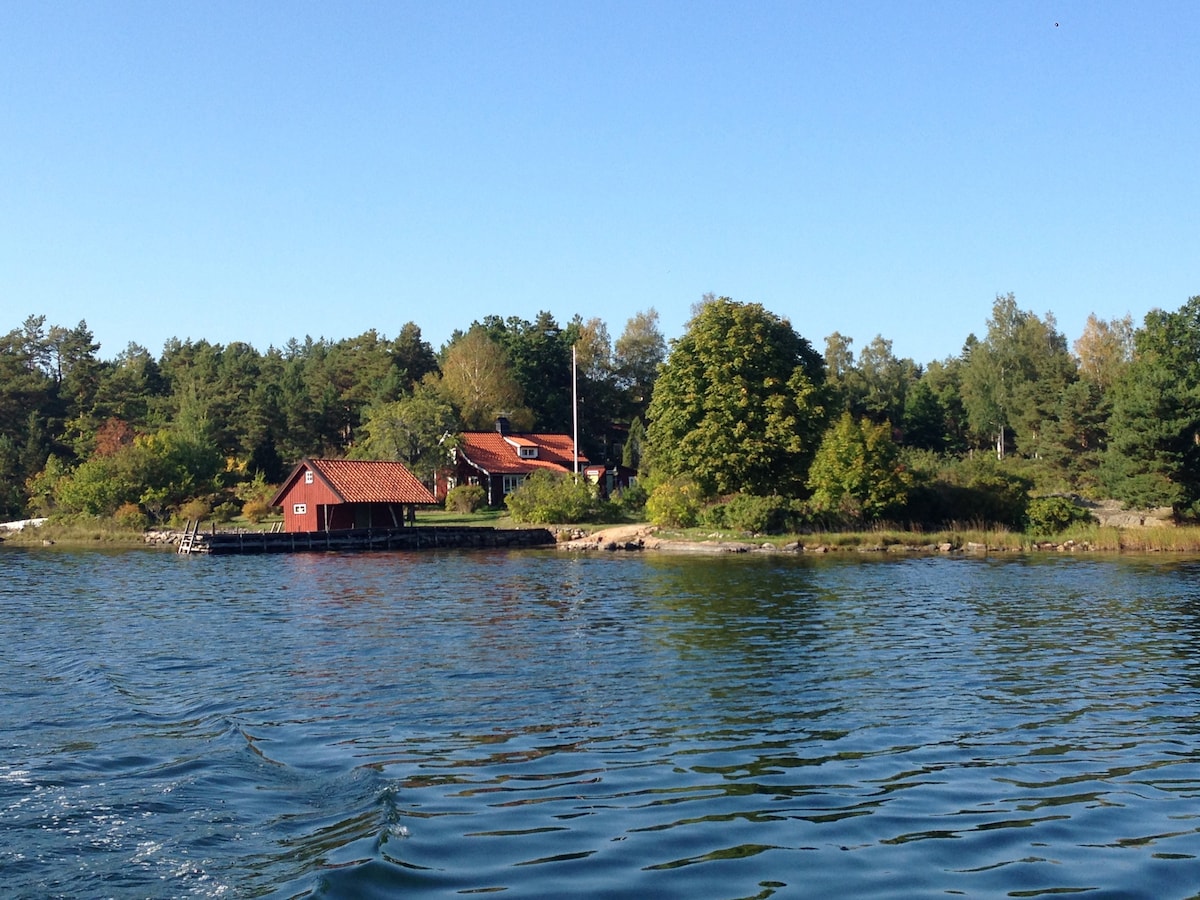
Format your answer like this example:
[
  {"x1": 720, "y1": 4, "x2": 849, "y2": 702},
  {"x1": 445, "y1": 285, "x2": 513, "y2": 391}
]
[{"x1": 0, "y1": 518, "x2": 48, "y2": 532}]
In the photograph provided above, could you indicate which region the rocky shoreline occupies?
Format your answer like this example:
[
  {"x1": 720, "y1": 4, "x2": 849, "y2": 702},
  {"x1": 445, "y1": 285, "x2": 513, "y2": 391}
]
[{"x1": 554, "y1": 525, "x2": 1133, "y2": 556}]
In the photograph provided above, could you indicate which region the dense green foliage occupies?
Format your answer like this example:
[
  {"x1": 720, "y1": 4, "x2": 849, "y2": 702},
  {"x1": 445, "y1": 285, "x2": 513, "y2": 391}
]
[
  {"x1": 904, "y1": 455, "x2": 1033, "y2": 528},
  {"x1": 445, "y1": 484, "x2": 487, "y2": 513},
  {"x1": 807, "y1": 413, "x2": 911, "y2": 523},
  {"x1": 646, "y1": 298, "x2": 826, "y2": 497},
  {"x1": 503, "y1": 471, "x2": 597, "y2": 524},
  {"x1": 1025, "y1": 496, "x2": 1092, "y2": 535},
  {"x1": 0, "y1": 309, "x2": 662, "y2": 525},
  {"x1": 702, "y1": 492, "x2": 797, "y2": 534},
  {"x1": 3, "y1": 290, "x2": 1199, "y2": 534},
  {"x1": 645, "y1": 476, "x2": 703, "y2": 528},
  {"x1": 350, "y1": 384, "x2": 458, "y2": 489}
]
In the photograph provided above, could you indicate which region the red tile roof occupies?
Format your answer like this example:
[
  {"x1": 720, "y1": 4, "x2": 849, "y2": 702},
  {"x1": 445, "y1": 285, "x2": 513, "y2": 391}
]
[
  {"x1": 274, "y1": 458, "x2": 437, "y2": 506},
  {"x1": 455, "y1": 431, "x2": 586, "y2": 475}
]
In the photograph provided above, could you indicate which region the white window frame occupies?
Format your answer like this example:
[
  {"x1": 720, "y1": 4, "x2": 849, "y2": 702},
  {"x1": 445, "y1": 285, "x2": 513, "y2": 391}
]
[
  {"x1": 304, "y1": 470, "x2": 314, "y2": 484},
  {"x1": 502, "y1": 474, "x2": 525, "y2": 494},
  {"x1": 293, "y1": 503, "x2": 307, "y2": 515}
]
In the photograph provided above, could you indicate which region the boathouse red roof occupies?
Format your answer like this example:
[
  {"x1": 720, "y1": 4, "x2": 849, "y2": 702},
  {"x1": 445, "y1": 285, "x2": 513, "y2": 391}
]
[{"x1": 271, "y1": 458, "x2": 437, "y2": 507}]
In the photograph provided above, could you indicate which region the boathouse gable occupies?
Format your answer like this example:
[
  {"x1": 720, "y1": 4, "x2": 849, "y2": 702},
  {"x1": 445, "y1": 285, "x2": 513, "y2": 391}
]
[{"x1": 271, "y1": 458, "x2": 437, "y2": 533}]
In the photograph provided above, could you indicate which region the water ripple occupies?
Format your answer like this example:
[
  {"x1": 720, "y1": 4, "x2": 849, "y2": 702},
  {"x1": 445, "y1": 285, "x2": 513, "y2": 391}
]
[{"x1": 3, "y1": 550, "x2": 1200, "y2": 897}]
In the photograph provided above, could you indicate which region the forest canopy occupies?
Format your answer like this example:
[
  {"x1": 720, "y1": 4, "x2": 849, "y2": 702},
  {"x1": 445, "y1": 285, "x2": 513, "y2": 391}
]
[{"x1": 1, "y1": 292, "x2": 1196, "y2": 529}]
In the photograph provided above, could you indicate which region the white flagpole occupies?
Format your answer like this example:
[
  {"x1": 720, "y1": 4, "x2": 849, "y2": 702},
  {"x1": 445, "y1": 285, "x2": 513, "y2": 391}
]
[{"x1": 578, "y1": 343, "x2": 583, "y2": 480}]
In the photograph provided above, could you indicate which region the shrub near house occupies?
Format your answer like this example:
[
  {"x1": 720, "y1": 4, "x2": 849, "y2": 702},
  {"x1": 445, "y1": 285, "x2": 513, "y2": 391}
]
[
  {"x1": 504, "y1": 470, "x2": 596, "y2": 524},
  {"x1": 445, "y1": 484, "x2": 486, "y2": 513}
]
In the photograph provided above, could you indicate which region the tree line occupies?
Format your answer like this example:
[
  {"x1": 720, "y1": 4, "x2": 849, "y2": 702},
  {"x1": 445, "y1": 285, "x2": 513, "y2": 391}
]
[
  {"x1": 640, "y1": 292, "x2": 1197, "y2": 532},
  {"x1": 1, "y1": 290, "x2": 1197, "y2": 530},
  {"x1": 0, "y1": 310, "x2": 664, "y2": 524}
]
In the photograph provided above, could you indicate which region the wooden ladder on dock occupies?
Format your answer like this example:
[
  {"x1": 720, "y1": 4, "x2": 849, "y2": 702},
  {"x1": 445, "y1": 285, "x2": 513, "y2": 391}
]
[{"x1": 178, "y1": 519, "x2": 201, "y2": 554}]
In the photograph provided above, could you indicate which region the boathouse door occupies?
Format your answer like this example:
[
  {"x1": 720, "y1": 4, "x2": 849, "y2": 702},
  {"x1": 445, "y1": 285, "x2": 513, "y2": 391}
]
[{"x1": 354, "y1": 505, "x2": 372, "y2": 529}]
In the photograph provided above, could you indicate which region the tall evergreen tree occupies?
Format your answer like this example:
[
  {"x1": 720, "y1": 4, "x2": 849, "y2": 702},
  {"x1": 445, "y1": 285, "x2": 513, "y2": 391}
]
[
  {"x1": 391, "y1": 322, "x2": 439, "y2": 389},
  {"x1": 481, "y1": 312, "x2": 576, "y2": 432},
  {"x1": 1102, "y1": 296, "x2": 1200, "y2": 511}
]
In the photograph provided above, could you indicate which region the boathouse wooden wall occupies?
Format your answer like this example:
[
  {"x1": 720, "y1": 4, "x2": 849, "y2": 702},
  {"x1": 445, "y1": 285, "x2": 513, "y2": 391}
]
[
  {"x1": 277, "y1": 474, "x2": 338, "y2": 532},
  {"x1": 277, "y1": 482, "x2": 408, "y2": 533}
]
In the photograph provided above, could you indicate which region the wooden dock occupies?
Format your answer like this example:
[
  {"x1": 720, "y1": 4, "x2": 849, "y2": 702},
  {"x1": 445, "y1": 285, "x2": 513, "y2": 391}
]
[{"x1": 176, "y1": 524, "x2": 556, "y2": 555}]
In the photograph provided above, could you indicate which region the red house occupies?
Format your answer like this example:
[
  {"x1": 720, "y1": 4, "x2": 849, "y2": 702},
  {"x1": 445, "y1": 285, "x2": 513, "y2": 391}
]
[
  {"x1": 582, "y1": 463, "x2": 639, "y2": 499},
  {"x1": 438, "y1": 418, "x2": 588, "y2": 506},
  {"x1": 271, "y1": 458, "x2": 437, "y2": 533}
]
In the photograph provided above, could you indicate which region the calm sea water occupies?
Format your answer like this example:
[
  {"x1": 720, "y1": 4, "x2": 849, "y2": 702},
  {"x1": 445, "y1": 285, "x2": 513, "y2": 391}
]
[{"x1": 2, "y1": 546, "x2": 1200, "y2": 898}]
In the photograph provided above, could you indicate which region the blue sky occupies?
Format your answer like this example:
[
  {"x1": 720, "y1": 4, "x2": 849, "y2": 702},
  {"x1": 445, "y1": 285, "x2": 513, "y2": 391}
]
[{"x1": 2, "y1": 1, "x2": 1196, "y2": 366}]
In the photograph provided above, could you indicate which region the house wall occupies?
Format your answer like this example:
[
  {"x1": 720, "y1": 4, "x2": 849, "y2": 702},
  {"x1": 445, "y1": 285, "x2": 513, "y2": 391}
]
[
  {"x1": 439, "y1": 460, "x2": 500, "y2": 504},
  {"x1": 475, "y1": 472, "x2": 508, "y2": 506},
  {"x1": 584, "y1": 465, "x2": 638, "y2": 499},
  {"x1": 439, "y1": 450, "x2": 581, "y2": 506},
  {"x1": 278, "y1": 469, "x2": 341, "y2": 532}
]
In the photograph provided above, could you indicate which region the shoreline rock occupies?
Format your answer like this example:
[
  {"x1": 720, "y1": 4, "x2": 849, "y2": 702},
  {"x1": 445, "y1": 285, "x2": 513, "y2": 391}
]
[
  {"x1": 556, "y1": 525, "x2": 965, "y2": 555},
  {"x1": 554, "y1": 525, "x2": 1116, "y2": 556}
]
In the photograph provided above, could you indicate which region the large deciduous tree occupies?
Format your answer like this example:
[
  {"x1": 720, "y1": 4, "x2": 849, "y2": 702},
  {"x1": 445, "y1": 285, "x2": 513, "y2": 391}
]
[
  {"x1": 823, "y1": 332, "x2": 918, "y2": 426},
  {"x1": 613, "y1": 308, "x2": 667, "y2": 421},
  {"x1": 1074, "y1": 313, "x2": 1134, "y2": 392},
  {"x1": 439, "y1": 327, "x2": 531, "y2": 430},
  {"x1": 960, "y1": 293, "x2": 1076, "y2": 459},
  {"x1": 351, "y1": 383, "x2": 457, "y2": 488},
  {"x1": 645, "y1": 297, "x2": 826, "y2": 497}
]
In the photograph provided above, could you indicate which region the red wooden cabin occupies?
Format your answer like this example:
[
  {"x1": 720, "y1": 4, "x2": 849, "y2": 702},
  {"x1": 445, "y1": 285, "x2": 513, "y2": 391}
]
[{"x1": 271, "y1": 458, "x2": 437, "y2": 533}]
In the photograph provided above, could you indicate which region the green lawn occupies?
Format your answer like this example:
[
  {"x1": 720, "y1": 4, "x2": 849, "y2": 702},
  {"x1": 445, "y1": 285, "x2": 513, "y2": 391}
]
[{"x1": 416, "y1": 507, "x2": 513, "y2": 528}]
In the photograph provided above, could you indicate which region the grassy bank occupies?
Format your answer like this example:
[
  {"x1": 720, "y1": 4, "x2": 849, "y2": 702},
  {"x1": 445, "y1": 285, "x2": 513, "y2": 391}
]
[
  {"x1": 652, "y1": 522, "x2": 1200, "y2": 554},
  {"x1": 1, "y1": 518, "x2": 150, "y2": 546}
]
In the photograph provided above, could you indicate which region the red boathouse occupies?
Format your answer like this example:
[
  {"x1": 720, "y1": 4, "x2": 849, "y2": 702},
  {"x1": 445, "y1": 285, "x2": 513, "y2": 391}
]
[{"x1": 271, "y1": 458, "x2": 437, "y2": 533}]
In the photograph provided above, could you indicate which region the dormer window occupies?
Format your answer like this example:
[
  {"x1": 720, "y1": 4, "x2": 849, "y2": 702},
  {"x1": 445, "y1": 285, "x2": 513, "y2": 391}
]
[{"x1": 504, "y1": 436, "x2": 540, "y2": 458}]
